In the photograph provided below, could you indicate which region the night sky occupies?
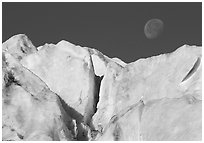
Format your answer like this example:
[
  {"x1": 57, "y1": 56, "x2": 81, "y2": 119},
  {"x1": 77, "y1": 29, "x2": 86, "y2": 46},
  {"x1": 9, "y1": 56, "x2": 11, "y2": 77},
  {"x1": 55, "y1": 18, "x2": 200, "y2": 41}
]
[{"x1": 2, "y1": 2, "x2": 202, "y2": 63}]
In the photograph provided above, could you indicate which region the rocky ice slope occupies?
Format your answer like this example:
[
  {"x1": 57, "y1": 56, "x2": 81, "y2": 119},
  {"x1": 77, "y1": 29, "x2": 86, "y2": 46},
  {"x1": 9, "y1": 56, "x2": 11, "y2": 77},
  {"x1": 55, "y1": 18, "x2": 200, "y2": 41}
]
[{"x1": 2, "y1": 34, "x2": 202, "y2": 141}]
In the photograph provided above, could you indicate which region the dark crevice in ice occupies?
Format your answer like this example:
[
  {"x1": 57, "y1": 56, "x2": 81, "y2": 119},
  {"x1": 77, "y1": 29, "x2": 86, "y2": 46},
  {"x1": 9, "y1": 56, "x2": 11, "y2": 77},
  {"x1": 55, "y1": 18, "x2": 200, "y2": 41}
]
[
  {"x1": 93, "y1": 75, "x2": 103, "y2": 114},
  {"x1": 181, "y1": 57, "x2": 201, "y2": 82},
  {"x1": 83, "y1": 74, "x2": 104, "y2": 140},
  {"x1": 83, "y1": 75, "x2": 103, "y2": 129},
  {"x1": 90, "y1": 75, "x2": 103, "y2": 130}
]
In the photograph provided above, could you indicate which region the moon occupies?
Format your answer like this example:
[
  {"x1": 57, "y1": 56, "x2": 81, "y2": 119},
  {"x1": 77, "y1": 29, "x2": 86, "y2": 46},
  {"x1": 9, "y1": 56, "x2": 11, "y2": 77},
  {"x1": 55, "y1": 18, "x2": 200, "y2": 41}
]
[{"x1": 144, "y1": 19, "x2": 164, "y2": 39}]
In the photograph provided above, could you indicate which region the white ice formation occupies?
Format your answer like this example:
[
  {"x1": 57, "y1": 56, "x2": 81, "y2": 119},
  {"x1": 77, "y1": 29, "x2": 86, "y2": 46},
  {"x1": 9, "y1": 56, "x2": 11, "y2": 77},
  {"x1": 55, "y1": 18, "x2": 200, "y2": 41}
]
[{"x1": 2, "y1": 34, "x2": 202, "y2": 141}]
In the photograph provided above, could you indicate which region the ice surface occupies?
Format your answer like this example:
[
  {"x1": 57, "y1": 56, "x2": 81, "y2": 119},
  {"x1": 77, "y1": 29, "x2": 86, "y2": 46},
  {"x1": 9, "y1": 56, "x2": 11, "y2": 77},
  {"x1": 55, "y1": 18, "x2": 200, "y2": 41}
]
[{"x1": 2, "y1": 34, "x2": 202, "y2": 141}]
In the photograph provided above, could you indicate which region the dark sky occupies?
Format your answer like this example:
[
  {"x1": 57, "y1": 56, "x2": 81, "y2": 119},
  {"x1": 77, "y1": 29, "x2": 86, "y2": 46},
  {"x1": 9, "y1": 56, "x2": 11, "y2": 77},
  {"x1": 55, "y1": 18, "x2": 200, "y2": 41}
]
[{"x1": 2, "y1": 2, "x2": 202, "y2": 63}]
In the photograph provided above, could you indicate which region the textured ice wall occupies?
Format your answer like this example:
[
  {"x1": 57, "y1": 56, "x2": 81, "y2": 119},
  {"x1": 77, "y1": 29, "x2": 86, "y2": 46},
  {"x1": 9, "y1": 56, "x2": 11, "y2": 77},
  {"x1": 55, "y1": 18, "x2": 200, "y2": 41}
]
[{"x1": 2, "y1": 34, "x2": 202, "y2": 141}]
